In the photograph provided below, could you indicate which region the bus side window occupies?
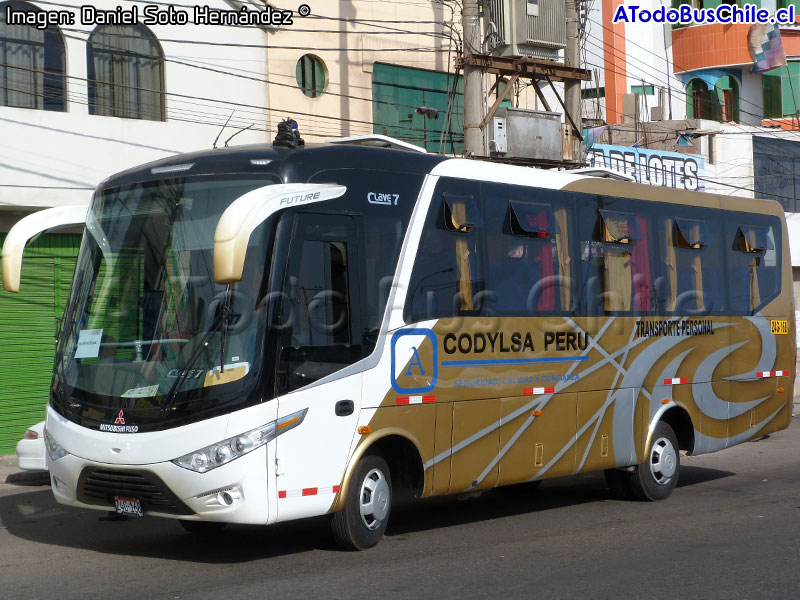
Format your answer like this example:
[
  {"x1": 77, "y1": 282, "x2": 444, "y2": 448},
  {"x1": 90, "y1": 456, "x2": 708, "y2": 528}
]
[
  {"x1": 483, "y1": 196, "x2": 572, "y2": 315},
  {"x1": 579, "y1": 205, "x2": 652, "y2": 315},
  {"x1": 662, "y1": 216, "x2": 724, "y2": 314},
  {"x1": 405, "y1": 190, "x2": 483, "y2": 322},
  {"x1": 277, "y1": 215, "x2": 360, "y2": 394},
  {"x1": 728, "y1": 219, "x2": 780, "y2": 315}
]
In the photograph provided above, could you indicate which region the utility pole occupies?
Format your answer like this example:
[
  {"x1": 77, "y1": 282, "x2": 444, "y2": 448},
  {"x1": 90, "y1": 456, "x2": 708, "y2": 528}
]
[
  {"x1": 463, "y1": 0, "x2": 483, "y2": 157},
  {"x1": 564, "y1": 0, "x2": 581, "y2": 161}
]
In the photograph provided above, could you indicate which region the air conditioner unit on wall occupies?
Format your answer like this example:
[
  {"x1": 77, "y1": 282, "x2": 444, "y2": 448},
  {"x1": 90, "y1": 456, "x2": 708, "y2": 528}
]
[{"x1": 484, "y1": 0, "x2": 566, "y2": 60}]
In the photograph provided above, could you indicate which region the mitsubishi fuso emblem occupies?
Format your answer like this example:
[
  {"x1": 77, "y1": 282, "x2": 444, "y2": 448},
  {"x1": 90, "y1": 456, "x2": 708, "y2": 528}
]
[{"x1": 101, "y1": 410, "x2": 138, "y2": 433}]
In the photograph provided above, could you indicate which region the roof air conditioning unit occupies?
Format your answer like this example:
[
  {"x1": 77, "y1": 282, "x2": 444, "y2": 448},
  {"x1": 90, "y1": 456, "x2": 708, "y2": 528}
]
[{"x1": 484, "y1": 0, "x2": 566, "y2": 60}]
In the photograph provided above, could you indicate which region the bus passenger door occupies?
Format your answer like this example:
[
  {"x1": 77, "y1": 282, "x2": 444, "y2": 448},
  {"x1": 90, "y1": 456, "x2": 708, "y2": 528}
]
[{"x1": 274, "y1": 213, "x2": 363, "y2": 523}]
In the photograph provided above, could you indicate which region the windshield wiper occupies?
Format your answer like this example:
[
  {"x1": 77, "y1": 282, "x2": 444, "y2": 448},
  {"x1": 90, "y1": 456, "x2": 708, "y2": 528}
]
[
  {"x1": 160, "y1": 308, "x2": 226, "y2": 413},
  {"x1": 219, "y1": 285, "x2": 232, "y2": 374}
]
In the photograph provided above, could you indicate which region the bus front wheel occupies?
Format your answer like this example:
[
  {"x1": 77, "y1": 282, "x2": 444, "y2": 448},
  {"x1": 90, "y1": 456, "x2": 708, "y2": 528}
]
[{"x1": 331, "y1": 453, "x2": 392, "y2": 550}]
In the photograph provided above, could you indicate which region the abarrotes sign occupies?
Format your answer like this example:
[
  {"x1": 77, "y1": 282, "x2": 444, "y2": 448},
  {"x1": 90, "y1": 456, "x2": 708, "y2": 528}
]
[{"x1": 586, "y1": 144, "x2": 704, "y2": 191}]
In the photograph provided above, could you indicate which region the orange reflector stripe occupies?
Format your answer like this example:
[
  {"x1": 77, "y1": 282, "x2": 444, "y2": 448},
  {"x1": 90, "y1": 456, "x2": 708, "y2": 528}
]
[{"x1": 278, "y1": 416, "x2": 300, "y2": 430}]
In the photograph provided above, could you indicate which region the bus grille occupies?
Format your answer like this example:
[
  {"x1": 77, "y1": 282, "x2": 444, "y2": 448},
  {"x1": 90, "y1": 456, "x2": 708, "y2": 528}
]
[{"x1": 76, "y1": 467, "x2": 193, "y2": 515}]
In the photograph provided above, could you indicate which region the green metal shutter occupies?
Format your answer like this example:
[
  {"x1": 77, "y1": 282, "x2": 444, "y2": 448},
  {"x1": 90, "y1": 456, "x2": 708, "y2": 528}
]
[
  {"x1": 0, "y1": 233, "x2": 81, "y2": 454},
  {"x1": 372, "y1": 63, "x2": 466, "y2": 154}
]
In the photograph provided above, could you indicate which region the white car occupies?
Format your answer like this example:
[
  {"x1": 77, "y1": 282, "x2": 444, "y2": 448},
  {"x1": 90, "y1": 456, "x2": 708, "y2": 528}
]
[{"x1": 16, "y1": 421, "x2": 47, "y2": 471}]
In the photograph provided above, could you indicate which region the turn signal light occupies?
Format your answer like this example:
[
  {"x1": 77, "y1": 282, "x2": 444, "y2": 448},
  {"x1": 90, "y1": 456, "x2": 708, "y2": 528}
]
[
  {"x1": 532, "y1": 410, "x2": 543, "y2": 417},
  {"x1": 358, "y1": 426, "x2": 371, "y2": 435},
  {"x1": 778, "y1": 387, "x2": 785, "y2": 393},
  {"x1": 661, "y1": 398, "x2": 670, "y2": 405}
]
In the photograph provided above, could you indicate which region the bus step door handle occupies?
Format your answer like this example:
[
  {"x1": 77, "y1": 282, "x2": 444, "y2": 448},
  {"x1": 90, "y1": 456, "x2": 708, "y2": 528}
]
[{"x1": 335, "y1": 400, "x2": 354, "y2": 416}]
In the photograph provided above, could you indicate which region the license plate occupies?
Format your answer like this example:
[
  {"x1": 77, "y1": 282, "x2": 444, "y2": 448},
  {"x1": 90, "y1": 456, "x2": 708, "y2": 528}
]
[
  {"x1": 770, "y1": 320, "x2": 789, "y2": 335},
  {"x1": 114, "y1": 496, "x2": 143, "y2": 517}
]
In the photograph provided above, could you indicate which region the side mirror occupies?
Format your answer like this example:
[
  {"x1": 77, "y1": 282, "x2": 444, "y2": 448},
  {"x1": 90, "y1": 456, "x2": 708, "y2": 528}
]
[{"x1": 2, "y1": 205, "x2": 88, "y2": 292}]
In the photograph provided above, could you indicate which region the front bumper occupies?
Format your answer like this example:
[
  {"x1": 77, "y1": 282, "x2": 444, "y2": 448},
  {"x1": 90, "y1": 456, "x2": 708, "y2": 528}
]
[{"x1": 48, "y1": 444, "x2": 272, "y2": 524}]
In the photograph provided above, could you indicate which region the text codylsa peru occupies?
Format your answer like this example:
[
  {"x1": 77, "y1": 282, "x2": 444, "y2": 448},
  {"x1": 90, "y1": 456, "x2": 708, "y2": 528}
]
[{"x1": 443, "y1": 331, "x2": 592, "y2": 354}]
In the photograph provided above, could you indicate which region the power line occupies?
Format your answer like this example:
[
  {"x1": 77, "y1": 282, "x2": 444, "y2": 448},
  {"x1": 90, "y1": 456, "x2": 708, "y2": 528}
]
[
  {"x1": 583, "y1": 20, "x2": 800, "y2": 147},
  {"x1": 580, "y1": 47, "x2": 800, "y2": 159},
  {"x1": 587, "y1": 86, "x2": 798, "y2": 202}
]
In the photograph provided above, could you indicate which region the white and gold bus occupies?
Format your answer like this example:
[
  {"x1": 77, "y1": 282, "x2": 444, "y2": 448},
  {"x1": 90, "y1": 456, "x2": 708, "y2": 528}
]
[{"x1": 2, "y1": 139, "x2": 794, "y2": 549}]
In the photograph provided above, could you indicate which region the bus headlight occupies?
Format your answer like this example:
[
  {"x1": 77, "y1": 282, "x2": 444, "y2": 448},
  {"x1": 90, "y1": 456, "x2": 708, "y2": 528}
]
[
  {"x1": 44, "y1": 427, "x2": 69, "y2": 462},
  {"x1": 172, "y1": 408, "x2": 307, "y2": 474}
]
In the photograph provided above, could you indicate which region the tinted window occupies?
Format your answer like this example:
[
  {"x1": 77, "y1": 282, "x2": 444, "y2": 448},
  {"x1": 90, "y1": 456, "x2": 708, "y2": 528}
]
[
  {"x1": 726, "y1": 214, "x2": 782, "y2": 315},
  {"x1": 277, "y1": 214, "x2": 360, "y2": 393},
  {"x1": 483, "y1": 183, "x2": 574, "y2": 316},
  {"x1": 309, "y1": 169, "x2": 422, "y2": 348},
  {"x1": 657, "y1": 210, "x2": 725, "y2": 315},
  {"x1": 276, "y1": 169, "x2": 422, "y2": 392},
  {"x1": 405, "y1": 179, "x2": 483, "y2": 322},
  {"x1": 577, "y1": 196, "x2": 654, "y2": 315}
]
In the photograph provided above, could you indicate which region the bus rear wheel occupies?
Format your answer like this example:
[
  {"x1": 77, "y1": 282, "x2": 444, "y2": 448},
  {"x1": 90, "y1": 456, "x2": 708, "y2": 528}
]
[
  {"x1": 331, "y1": 453, "x2": 392, "y2": 550},
  {"x1": 605, "y1": 421, "x2": 680, "y2": 501}
]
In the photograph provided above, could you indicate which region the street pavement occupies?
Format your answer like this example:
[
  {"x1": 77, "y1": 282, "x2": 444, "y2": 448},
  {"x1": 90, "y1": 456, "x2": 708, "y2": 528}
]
[{"x1": 1, "y1": 403, "x2": 799, "y2": 599}]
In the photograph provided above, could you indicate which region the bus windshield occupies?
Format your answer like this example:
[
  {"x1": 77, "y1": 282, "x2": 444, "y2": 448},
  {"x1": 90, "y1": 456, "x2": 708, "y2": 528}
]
[{"x1": 51, "y1": 175, "x2": 278, "y2": 431}]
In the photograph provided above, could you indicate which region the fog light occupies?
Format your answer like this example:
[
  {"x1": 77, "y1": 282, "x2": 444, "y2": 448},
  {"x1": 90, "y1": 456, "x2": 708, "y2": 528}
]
[{"x1": 217, "y1": 491, "x2": 234, "y2": 506}]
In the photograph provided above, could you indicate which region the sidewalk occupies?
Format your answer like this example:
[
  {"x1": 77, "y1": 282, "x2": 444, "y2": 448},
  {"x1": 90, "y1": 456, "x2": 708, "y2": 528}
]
[{"x1": 0, "y1": 454, "x2": 49, "y2": 486}]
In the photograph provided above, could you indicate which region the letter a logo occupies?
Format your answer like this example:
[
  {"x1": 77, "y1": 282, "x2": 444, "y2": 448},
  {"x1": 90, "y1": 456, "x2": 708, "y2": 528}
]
[
  {"x1": 404, "y1": 346, "x2": 426, "y2": 377},
  {"x1": 390, "y1": 328, "x2": 438, "y2": 394}
]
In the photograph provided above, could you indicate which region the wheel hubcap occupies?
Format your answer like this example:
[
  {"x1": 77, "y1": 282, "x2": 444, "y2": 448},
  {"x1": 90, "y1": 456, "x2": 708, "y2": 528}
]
[
  {"x1": 649, "y1": 436, "x2": 677, "y2": 485},
  {"x1": 359, "y1": 468, "x2": 390, "y2": 530}
]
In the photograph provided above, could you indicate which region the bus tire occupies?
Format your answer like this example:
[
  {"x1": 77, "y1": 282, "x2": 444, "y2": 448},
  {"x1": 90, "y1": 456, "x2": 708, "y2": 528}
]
[
  {"x1": 179, "y1": 520, "x2": 227, "y2": 534},
  {"x1": 629, "y1": 421, "x2": 680, "y2": 501},
  {"x1": 331, "y1": 453, "x2": 391, "y2": 550}
]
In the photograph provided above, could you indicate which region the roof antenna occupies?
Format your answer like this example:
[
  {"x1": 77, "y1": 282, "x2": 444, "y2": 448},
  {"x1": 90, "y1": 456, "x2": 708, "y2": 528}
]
[
  {"x1": 213, "y1": 110, "x2": 235, "y2": 149},
  {"x1": 224, "y1": 123, "x2": 255, "y2": 147}
]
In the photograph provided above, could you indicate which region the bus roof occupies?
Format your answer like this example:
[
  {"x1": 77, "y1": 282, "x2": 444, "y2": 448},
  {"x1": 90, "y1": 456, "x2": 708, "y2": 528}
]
[
  {"x1": 101, "y1": 143, "x2": 448, "y2": 189},
  {"x1": 99, "y1": 143, "x2": 785, "y2": 219}
]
